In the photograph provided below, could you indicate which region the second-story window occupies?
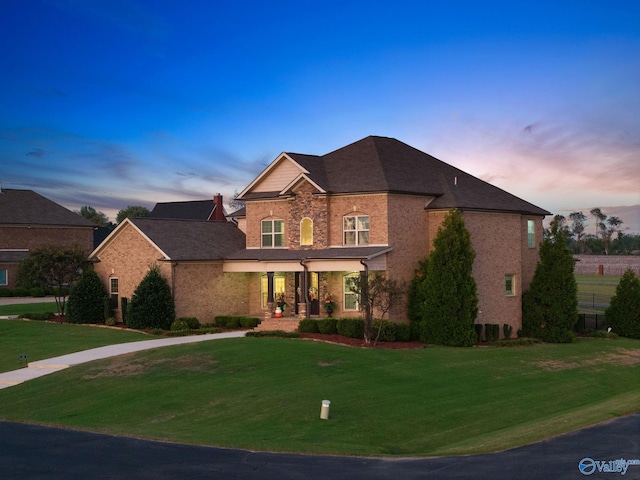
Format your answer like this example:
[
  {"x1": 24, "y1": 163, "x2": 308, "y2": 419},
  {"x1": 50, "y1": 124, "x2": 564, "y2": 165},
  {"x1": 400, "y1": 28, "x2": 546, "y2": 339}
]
[
  {"x1": 262, "y1": 219, "x2": 284, "y2": 248},
  {"x1": 300, "y1": 217, "x2": 313, "y2": 246},
  {"x1": 344, "y1": 215, "x2": 370, "y2": 246},
  {"x1": 527, "y1": 220, "x2": 535, "y2": 248}
]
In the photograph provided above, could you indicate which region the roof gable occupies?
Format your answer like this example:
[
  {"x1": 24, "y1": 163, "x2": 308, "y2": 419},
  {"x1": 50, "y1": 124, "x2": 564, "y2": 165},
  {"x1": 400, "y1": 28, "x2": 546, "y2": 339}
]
[
  {"x1": 92, "y1": 218, "x2": 246, "y2": 261},
  {"x1": 239, "y1": 136, "x2": 550, "y2": 216},
  {"x1": 0, "y1": 189, "x2": 96, "y2": 227},
  {"x1": 238, "y1": 153, "x2": 311, "y2": 199}
]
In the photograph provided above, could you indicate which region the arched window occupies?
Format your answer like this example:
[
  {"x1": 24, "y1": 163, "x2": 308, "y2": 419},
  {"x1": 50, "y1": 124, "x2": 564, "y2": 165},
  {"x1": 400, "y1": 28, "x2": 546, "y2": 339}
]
[{"x1": 300, "y1": 217, "x2": 313, "y2": 246}]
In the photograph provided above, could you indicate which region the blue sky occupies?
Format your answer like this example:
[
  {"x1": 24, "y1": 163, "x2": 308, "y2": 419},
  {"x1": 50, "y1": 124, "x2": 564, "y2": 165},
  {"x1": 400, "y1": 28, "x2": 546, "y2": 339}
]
[{"x1": 1, "y1": 0, "x2": 639, "y2": 231}]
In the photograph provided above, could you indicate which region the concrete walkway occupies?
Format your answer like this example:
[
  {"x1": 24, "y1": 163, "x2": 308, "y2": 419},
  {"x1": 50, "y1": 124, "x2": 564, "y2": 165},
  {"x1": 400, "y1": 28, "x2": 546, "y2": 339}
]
[{"x1": 0, "y1": 331, "x2": 247, "y2": 389}]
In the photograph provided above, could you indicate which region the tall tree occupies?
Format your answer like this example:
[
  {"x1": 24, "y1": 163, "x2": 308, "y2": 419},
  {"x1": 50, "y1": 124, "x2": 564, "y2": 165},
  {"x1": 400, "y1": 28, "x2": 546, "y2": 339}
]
[
  {"x1": 602, "y1": 216, "x2": 624, "y2": 254},
  {"x1": 522, "y1": 216, "x2": 577, "y2": 342},
  {"x1": 605, "y1": 269, "x2": 640, "y2": 338},
  {"x1": 569, "y1": 211, "x2": 587, "y2": 253},
  {"x1": 590, "y1": 208, "x2": 606, "y2": 239},
  {"x1": 116, "y1": 205, "x2": 150, "y2": 224},
  {"x1": 16, "y1": 245, "x2": 89, "y2": 316},
  {"x1": 76, "y1": 205, "x2": 110, "y2": 227},
  {"x1": 228, "y1": 189, "x2": 246, "y2": 212},
  {"x1": 418, "y1": 209, "x2": 478, "y2": 347}
]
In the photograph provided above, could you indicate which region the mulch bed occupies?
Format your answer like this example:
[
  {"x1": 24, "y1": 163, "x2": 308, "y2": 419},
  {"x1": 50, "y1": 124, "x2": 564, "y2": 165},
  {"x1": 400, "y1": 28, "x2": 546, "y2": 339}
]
[{"x1": 299, "y1": 332, "x2": 425, "y2": 349}]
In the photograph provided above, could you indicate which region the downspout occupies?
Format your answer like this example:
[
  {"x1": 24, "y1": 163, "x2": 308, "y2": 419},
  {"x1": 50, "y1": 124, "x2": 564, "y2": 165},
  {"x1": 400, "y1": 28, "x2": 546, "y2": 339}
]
[
  {"x1": 171, "y1": 261, "x2": 177, "y2": 305},
  {"x1": 360, "y1": 258, "x2": 369, "y2": 313}
]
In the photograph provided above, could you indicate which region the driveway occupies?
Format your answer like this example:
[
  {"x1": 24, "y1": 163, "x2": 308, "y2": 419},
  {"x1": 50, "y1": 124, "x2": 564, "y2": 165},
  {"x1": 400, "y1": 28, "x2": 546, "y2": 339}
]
[{"x1": 0, "y1": 414, "x2": 638, "y2": 479}]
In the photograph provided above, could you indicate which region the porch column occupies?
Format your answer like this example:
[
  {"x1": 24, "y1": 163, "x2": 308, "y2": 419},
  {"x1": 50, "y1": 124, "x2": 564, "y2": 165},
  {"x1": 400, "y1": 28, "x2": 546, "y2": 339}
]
[{"x1": 265, "y1": 271, "x2": 275, "y2": 319}]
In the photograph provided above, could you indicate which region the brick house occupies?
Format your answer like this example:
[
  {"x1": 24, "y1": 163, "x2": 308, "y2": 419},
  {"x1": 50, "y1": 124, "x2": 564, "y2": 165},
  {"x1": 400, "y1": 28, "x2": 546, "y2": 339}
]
[
  {"x1": 228, "y1": 136, "x2": 549, "y2": 332},
  {"x1": 0, "y1": 188, "x2": 95, "y2": 289},
  {"x1": 91, "y1": 136, "x2": 549, "y2": 333}
]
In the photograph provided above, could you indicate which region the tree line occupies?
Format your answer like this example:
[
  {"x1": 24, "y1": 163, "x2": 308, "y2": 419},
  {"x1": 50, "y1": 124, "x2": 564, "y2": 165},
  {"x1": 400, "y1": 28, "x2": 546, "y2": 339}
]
[
  {"x1": 555, "y1": 208, "x2": 639, "y2": 255},
  {"x1": 75, "y1": 205, "x2": 151, "y2": 228}
]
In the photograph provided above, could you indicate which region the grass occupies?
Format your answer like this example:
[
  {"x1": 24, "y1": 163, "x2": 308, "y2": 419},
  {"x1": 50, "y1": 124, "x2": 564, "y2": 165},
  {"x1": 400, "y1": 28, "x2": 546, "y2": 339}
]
[
  {"x1": 0, "y1": 335, "x2": 638, "y2": 456},
  {"x1": 0, "y1": 319, "x2": 155, "y2": 372},
  {"x1": 0, "y1": 302, "x2": 60, "y2": 316},
  {"x1": 576, "y1": 274, "x2": 620, "y2": 313}
]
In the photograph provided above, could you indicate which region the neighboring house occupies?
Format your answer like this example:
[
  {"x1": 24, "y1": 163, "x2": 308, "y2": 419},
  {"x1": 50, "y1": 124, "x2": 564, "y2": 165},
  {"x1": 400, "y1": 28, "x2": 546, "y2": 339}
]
[
  {"x1": 150, "y1": 194, "x2": 227, "y2": 221},
  {"x1": 91, "y1": 136, "x2": 550, "y2": 334},
  {"x1": 0, "y1": 187, "x2": 95, "y2": 289},
  {"x1": 89, "y1": 217, "x2": 247, "y2": 321}
]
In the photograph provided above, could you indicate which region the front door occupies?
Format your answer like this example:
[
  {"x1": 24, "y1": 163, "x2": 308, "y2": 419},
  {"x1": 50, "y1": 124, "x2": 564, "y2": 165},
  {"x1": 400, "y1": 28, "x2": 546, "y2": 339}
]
[{"x1": 295, "y1": 272, "x2": 320, "y2": 316}]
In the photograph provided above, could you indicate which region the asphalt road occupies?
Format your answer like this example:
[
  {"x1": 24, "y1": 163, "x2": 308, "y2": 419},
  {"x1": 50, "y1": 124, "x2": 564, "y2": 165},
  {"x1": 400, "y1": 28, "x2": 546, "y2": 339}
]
[{"x1": 1, "y1": 414, "x2": 639, "y2": 479}]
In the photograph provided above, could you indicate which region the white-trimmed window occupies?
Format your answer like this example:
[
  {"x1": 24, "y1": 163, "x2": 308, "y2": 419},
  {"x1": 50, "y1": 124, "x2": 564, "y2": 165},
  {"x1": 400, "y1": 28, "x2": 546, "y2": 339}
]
[
  {"x1": 505, "y1": 274, "x2": 515, "y2": 296},
  {"x1": 527, "y1": 220, "x2": 535, "y2": 248},
  {"x1": 109, "y1": 277, "x2": 119, "y2": 308},
  {"x1": 343, "y1": 273, "x2": 360, "y2": 310},
  {"x1": 300, "y1": 217, "x2": 313, "y2": 246},
  {"x1": 343, "y1": 215, "x2": 370, "y2": 246},
  {"x1": 262, "y1": 219, "x2": 285, "y2": 248},
  {"x1": 261, "y1": 275, "x2": 285, "y2": 308},
  {"x1": 0, "y1": 269, "x2": 7, "y2": 286}
]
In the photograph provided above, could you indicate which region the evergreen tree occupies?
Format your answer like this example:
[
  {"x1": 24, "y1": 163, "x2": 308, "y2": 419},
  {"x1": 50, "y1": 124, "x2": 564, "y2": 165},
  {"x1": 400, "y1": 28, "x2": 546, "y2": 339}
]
[
  {"x1": 419, "y1": 209, "x2": 478, "y2": 347},
  {"x1": 67, "y1": 269, "x2": 108, "y2": 324},
  {"x1": 606, "y1": 269, "x2": 640, "y2": 339},
  {"x1": 126, "y1": 265, "x2": 175, "y2": 330},
  {"x1": 407, "y1": 258, "x2": 428, "y2": 324},
  {"x1": 522, "y1": 217, "x2": 577, "y2": 342}
]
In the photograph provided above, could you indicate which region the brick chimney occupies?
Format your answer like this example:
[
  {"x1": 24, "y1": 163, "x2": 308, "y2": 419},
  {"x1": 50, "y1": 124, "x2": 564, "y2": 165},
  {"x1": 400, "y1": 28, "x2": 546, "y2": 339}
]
[{"x1": 211, "y1": 193, "x2": 226, "y2": 221}]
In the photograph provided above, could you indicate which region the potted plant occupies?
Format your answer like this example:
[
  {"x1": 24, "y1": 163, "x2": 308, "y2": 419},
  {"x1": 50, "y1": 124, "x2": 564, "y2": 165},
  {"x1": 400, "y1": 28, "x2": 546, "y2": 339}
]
[{"x1": 323, "y1": 294, "x2": 337, "y2": 317}]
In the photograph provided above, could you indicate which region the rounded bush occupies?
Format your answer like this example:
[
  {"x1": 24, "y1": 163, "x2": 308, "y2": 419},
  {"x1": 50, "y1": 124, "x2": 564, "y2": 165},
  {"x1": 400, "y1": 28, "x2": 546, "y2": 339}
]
[
  {"x1": 240, "y1": 317, "x2": 261, "y2": 328},
  {"x1": 298, "y1": 318, "x2": 319, "y2": 333},
  {"x1": 12, "y1": 287, "x2": 29, "y2": 297},
  {"x1": 395, "y1": 323, "x2": 411, "y2": 342},
  {"x1": 337, "y1": 318, "x2": 364, "y2": 339},
  {"x1": 0, "y1": 288, "x2": 11, "y2": 297},
  {"x1": 318, "y1": 318, "x2": 338, "y2": 334},
  {"x1": 66, "y1": 269, "x2": 108, "y2": 324},
  {"x1": 373, "y1": 319, "x2": 396, "y2": 342},
  {"x1": 171, "y1": 319, "x2": 190, "y2": 331},
  {"x1": 29, "y1": 287, "x2": 46, "y2": 297},
  {"x1": 177, "y1": 317, "x2": 200, "y2": 329}
]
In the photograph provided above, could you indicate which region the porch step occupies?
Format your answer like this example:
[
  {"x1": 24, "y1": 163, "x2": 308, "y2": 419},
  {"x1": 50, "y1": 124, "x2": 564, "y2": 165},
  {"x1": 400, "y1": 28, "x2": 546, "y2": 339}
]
[{"x1": 255, "y1": 317, "x2": 300, "y2": 333}]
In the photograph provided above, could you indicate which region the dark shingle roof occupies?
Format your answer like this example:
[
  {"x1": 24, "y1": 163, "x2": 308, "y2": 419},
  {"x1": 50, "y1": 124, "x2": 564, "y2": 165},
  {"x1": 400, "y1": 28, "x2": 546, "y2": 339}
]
[
  {"x1": 128, "y1": 218, "x2": 246, "y2": 261},
  {"x1": 0, "y1": 189, "x2": 96, "y2": 227},
  {"x1": 281, "y1": 136, "x2": 550, "y2": 216},
  {"x1": 149, "y1": 200, "x2": 218, "y2": 220}
]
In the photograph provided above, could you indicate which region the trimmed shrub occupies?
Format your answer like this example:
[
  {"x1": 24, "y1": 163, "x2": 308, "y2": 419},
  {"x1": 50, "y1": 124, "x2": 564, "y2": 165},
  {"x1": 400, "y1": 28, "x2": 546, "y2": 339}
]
[
  {"x1": 19, "y1": 312, "x2": 54, "y2": 321},
  {"x1": 298, "y1": 318, "x2": 319, "y2": 333},
  {"x1": 126, "y1": 265, "x2": 176, "y2": 330},
  {"x1": 177, "y1": 317, "x2": 200, "y2": 329},
  {"x1": 240, "y1": 317, "x2": 260, "y2": 328},
  {"x1": 67, "y1": 269, "x2": 108, "y2": 324},
  {"x1": 336, "y1": 318, "x2": 364, "y2": 339},
  {"x1": 395, "y1": 323, "x2": 411, "y2": 342},
  {"x1": 29, "y1": 287, "x2": 46, "y2": 297},
  {"x1": 372, "y1": 319, "x2": 396, "y2": 342},
  {"x1": 171, "y1": 318, "x2": 190, "y2": 331},
  {"x1": 484, "y1": 324, "x2": 500, "y2": 342},
  {"x1": 0, "y1": 288, "x2": 11, "y2": 297},
  {"x1": 247, "y1": 330, "x2": 300, "y2": 338},
  {"x1": 491, "y1": 337, "x2": 543, "y2": 347},
  {"x1": 12, "y1": 287, "x2": 29, "y2": 297},
  {"x1": 214, "y1": 316, "x2": 241, "y2": 328},
  {"x1": 317, "y1": 318, "x2": 338, "y2": 334},
  {"x1": 105, "y1": 317, "x2": 116, "y2": 326}
]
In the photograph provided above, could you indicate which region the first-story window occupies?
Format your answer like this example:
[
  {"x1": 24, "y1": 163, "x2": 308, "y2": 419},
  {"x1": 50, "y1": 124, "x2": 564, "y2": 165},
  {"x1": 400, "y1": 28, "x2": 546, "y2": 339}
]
[
  {"x1": 261, "y1": 275, "x2": 285, "y2": 308},
  {"x1": 505, "y1": 274, "x2": 515, "y2": 296},
  {"x1": 0, "y1": 269, "x2": 7, "y2": 286},
  {"x1": 110, "y1": 277, "x2": 119, "y2": 308},
  {"x1": 343, "y1": 215, "x2": 370, "y2": 246},
  {"x1": 262, "y1": 219, "x2": 285, "y2": 248},
  {"x1": 343, "y1": 273, "x2": 360, "y2": 310}
]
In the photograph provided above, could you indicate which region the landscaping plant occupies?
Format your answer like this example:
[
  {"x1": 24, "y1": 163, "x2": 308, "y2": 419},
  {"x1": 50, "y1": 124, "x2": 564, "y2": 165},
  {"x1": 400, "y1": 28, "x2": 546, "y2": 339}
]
[{"x1": 605, "y1": 269, "x2": 640, "y2": 339}]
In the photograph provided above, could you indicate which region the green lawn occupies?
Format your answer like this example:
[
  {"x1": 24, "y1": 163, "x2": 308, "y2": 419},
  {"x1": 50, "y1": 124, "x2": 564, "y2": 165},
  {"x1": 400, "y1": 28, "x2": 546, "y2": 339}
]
[
  {"x1": 576, "y1": 274, "x2": 620, "y2": 313},
  {"x1": 0, "y1": 335, "x2": 638, "y2": 456},
  {"x1": 0, "y1": 319, "x2": 155, "y2": 372},
  {"x1": 0, "y1": 302, "x2": 60, "y2": 316}
]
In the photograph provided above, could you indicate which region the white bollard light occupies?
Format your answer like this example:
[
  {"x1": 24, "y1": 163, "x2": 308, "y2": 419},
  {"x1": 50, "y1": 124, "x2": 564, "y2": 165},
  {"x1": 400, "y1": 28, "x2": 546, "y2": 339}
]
[{"x1": 320, "y1": 400, "x2": 331, "y2": 420}]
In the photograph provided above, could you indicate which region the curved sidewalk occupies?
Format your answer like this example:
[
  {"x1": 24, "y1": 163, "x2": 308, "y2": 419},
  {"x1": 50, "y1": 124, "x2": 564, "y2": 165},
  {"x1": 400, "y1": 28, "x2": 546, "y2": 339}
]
[{"x1": 0, "y1": 331, "x2": 247, "y2": 389}]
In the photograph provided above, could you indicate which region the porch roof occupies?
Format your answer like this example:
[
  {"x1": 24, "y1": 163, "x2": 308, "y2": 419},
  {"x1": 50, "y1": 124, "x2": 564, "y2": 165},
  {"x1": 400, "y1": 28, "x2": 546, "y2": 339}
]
[{"x1": 223, "y1": 246, "x2": 392, "y2": 273}]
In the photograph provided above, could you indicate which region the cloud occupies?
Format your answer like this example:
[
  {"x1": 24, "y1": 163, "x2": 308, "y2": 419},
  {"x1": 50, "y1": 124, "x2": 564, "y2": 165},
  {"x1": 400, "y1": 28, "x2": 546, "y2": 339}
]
[{"x1": 26, "y1": 148, "x2": 45, "y2": 158}]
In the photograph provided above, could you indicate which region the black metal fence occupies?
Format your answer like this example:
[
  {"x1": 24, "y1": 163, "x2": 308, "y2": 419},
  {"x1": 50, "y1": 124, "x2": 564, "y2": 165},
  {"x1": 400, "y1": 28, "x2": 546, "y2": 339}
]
[{"x1": 575, "y1": 313, "x2": 607, "y2": 333}]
